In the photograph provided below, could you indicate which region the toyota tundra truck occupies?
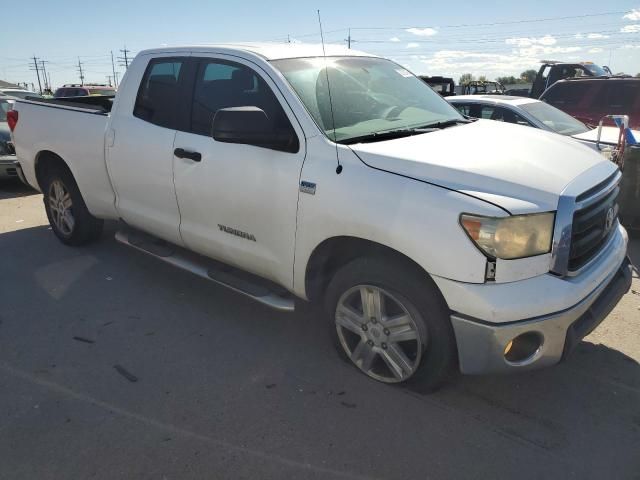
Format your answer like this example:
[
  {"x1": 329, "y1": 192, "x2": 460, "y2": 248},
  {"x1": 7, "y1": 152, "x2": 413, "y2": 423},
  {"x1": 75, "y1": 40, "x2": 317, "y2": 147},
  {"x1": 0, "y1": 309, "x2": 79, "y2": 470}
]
[{"x1": 9, "y1": 44, "x2": 632, "y2": 390}]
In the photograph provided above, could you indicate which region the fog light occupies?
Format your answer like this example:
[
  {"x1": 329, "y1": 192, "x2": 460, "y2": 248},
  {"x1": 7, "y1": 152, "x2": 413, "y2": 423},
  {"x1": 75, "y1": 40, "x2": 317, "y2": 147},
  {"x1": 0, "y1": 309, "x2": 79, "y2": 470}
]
[{"x1": 504, "y1": 332, "x2": 543, "y2": 364}]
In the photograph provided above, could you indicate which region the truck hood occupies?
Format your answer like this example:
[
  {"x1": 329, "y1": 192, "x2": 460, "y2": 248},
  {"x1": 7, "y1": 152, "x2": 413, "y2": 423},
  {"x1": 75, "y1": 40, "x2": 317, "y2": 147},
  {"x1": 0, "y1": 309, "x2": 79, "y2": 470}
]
[{"x1": 349, "y1": 119, "x2": 611, "y2": 213}]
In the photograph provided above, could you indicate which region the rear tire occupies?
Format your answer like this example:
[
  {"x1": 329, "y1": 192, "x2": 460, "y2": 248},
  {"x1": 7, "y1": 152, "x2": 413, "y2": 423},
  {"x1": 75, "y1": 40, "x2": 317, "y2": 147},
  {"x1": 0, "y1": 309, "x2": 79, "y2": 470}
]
[
  {"x1": 325, "y1": 257, "x2": 456, "y2": 392},
  {"x1": 42, "y1": 165, "x2": 103, "y2": 246}
]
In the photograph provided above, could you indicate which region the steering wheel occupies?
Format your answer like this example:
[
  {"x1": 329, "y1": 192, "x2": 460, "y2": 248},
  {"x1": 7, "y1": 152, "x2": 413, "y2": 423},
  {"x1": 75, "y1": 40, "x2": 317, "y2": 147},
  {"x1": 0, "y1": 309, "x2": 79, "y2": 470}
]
[{"x1": 381, "y1": 105, "x2": 411, "y2": 120}]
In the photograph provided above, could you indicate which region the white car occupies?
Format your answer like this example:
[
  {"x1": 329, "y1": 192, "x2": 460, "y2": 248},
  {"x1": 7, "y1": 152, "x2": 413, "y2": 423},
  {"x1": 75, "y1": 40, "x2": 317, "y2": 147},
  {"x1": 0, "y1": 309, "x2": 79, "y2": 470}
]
[
  {"x1": 10, "y1": 44, "x2": 631, "y2": 390},
  {"x1": 0, "y1": 88, "x2": 42, "y2": 100},
  {"x1": 448, "y1": 94, "x2": 638, "y2": 150}
]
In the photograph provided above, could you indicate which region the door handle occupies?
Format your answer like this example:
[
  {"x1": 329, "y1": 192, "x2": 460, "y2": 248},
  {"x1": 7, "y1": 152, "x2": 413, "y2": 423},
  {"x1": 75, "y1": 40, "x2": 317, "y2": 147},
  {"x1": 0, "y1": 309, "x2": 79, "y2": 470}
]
[{"x1": 174, "y1": 148, "x2": 202, "y2": 162}]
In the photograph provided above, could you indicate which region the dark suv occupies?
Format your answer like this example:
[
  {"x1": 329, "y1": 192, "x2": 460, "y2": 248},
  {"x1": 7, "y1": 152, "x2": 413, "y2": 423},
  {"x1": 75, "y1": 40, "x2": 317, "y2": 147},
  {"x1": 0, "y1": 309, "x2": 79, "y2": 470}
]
[{"x1": 540, "y1": 77, "x2": 640, "y2": 129}]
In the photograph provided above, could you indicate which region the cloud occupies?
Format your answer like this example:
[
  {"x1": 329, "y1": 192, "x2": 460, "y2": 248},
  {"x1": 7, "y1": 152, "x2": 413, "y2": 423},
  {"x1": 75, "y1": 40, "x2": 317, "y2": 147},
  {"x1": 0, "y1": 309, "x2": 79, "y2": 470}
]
[
  {"x1": 574, "y1": 33, "x2": 583, "y2": 39},
  {"x1": 586, "y1": 33, "x2": 609, "y2": 39},
  {"x1": 418, "y1": 45, "x2": 585, "y2": 79},
  {"x1": 621, "y1": 24, "x2": 640, "y2": 33},
  {"x1": 623, "y1": 9, "x2": 640, "y2": 20},
  {"x1": 505, "y1": 35, "x2": 557, "y2": 47},
  {"x1": 389, "y1": 37, "x2": 400, "y2": 42},
  {"x1": 405, "y1": 27, "x2": 437, "y2": 37},
  {"x1": 406, "y1": 42, "x2": 420, "y2": 49},
  {"x1": 621, "y1": 44, "x2": 640, "y2": 49},
  {"x1": 589, "y1": 47, "x2": 604, "y2": 53}
]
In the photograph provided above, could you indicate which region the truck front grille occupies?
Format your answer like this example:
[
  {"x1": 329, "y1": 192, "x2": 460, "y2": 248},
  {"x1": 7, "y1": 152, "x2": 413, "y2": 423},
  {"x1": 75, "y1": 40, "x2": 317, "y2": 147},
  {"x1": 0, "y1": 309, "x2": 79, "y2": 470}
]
[{"x1": 569, "y1": 173, "x2": 620, "y2": 272}]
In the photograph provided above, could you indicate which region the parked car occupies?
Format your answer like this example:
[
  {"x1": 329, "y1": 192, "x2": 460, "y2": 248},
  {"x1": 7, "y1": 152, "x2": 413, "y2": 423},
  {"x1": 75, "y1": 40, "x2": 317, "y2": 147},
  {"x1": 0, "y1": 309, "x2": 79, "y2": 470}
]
[
  {"x1": 420, "y1": 76, "x2": 455, "y2": 97},
  {"x1": 10, "y1": 44, "x2": 631, "y2": 390},
  {"x1": 54, "y1": 84, "x2": 116, "y2": 98},
  {"x1": 530, "y1": 61, "x2": 611, "y2": 99},
  {"x1": 460, "y1": 80, "x2": 505, "y2": 95},
  {"x1": 0, "y1": 88, "x2": 43, "y2": 100},
  {"x1": 0, "y1": 97, "x2": 18, "y2": 179},
  {"x1": 540, "y1": 77, "x2": 640, "y2": 129},
  {"x1": 448, "y1": 95, "x2": 638, "y2": 147}
]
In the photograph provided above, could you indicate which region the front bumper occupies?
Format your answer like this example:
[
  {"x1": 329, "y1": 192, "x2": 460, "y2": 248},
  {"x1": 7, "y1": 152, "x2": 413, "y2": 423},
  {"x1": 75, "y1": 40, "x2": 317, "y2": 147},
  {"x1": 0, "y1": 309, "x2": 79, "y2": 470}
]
[
  {"x1": 0, "y1": 156, "x2": 19, "y2": 179},
  {"x1": 451, "y1": 256, "x2": 632, "y2": 374}
]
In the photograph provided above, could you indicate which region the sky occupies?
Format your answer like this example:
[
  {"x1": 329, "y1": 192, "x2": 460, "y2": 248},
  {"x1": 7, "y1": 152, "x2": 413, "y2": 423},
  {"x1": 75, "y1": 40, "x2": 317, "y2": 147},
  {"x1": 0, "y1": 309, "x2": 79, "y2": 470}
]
[{"x1": 1, "y1": 0, "x2": 639, "y2": 90}]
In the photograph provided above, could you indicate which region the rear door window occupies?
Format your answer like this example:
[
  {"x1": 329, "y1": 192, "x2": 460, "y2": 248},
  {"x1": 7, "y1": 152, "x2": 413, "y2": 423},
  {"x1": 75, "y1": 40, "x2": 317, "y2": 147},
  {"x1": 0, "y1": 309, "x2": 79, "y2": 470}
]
[{"x1": 134, "y1": 58, "x2": 188, "y2": 130}]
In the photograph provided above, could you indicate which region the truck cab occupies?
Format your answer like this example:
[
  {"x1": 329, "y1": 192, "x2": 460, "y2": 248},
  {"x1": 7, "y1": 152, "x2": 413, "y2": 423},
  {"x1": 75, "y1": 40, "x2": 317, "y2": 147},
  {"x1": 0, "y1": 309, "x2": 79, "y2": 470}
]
[{"x1": 530, "y1": 60, "x2": 611, "y2": 99}]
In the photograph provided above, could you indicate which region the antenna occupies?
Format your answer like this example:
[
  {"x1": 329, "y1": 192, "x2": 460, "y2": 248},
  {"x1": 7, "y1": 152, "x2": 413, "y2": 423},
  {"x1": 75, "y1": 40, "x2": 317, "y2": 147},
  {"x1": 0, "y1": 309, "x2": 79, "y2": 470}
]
[{"x1": 317, "y1": 10, "x2": 343, "y2": 174}]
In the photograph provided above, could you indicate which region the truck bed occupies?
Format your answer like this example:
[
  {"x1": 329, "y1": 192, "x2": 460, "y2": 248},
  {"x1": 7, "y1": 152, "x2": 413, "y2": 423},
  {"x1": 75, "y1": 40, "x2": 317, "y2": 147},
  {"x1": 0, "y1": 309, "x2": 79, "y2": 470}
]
[{"x1": 12, "y1": 97, "x2": 118, "y2": 219}]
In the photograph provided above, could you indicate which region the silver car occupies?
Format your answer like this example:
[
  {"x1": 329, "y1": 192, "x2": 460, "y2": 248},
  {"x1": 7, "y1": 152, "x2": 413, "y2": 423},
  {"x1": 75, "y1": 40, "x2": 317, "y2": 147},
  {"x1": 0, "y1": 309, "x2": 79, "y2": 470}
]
[{"x1": 0, "y1": 98, "x2": 18, "y2": 179}]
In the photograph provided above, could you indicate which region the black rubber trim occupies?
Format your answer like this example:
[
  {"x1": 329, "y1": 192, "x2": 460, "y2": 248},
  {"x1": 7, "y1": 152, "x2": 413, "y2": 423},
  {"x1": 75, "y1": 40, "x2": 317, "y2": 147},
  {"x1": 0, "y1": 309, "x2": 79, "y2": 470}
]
[
  {"x1": 561, "y1": 256, "x2": 632, "y2": 359},
  {"x1": 349, "y1": 149, "x2": 512, "y2": 215}
]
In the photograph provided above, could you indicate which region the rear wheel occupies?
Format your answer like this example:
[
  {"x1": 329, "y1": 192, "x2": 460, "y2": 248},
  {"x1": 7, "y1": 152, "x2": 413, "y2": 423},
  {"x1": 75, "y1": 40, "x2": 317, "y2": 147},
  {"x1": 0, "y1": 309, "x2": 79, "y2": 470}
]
[
  {"x1": 42, "y1": 165, "x2": 103, "y2": 245},
  {"x1": 325, "y1": 257, "x2": 456, "y2": 391}
]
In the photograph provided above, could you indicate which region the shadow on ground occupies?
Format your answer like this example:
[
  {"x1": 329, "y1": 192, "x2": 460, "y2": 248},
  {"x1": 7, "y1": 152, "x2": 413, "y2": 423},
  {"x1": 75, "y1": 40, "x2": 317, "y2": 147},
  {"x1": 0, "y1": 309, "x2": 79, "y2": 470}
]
[
  {"x1": 0, "y1": 224, "x2": 639, "y2": 479},
  {"x1": 0, "y1": 178, "x2": 37, "y2": 200}
]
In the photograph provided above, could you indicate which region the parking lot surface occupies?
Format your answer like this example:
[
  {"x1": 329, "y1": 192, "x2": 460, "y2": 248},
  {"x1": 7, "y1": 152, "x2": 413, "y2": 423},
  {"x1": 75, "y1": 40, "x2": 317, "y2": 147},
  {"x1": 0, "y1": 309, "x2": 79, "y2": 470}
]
[{"x1": 1, "y1": 180, "x2": 639, "y2": 479}]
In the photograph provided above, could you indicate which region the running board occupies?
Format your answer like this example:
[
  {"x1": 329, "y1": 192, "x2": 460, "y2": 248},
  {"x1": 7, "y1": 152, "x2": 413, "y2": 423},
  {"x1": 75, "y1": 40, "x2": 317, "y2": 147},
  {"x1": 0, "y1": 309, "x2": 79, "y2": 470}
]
[{"x1": 115, "y1": 229, "x2": 295, "y2": 312}]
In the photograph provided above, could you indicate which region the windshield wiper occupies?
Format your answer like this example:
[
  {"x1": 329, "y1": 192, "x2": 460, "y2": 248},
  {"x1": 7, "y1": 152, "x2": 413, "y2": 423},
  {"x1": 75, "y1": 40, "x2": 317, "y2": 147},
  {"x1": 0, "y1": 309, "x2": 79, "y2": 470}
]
[
  {"x1": 417, "y1": 118, "x2": 473, "y2": 129},
  {"x1": 340, "y1": 127, "x2": 435, "y2": 145}
]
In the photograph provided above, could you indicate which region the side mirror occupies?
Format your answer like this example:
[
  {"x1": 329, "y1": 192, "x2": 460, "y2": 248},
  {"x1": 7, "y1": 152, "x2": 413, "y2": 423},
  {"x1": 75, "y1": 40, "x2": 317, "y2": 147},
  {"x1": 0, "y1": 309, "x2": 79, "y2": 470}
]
[{"x1": 212, "y1": 106, "x2": 298, "y2": 153}]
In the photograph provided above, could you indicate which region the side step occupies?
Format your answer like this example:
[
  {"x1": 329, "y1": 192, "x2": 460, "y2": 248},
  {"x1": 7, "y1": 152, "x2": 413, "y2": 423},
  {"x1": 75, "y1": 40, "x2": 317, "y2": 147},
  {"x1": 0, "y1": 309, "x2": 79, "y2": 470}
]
[{"x1": 115, "y1": 229, "x2": 295, "y2": 312}]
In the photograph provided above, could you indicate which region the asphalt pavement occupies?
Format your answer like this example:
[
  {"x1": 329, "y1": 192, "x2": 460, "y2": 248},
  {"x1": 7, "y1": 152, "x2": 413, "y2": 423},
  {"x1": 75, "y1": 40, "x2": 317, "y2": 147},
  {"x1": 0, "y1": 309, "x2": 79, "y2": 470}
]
[{"x1": 1, "y1": 179, "x2": 639, "y2": 480}]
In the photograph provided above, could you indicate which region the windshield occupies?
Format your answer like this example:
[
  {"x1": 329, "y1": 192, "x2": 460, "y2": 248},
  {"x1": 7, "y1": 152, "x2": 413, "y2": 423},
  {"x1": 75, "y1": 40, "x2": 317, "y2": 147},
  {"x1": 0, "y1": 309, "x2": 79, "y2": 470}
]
[
  {"x1": 271, "y1": 56, "x2": 463, "y2": 143},
  {"x1": 520, "y1": 101, "x2": 589, "y2": 135},
  {"x1": 583, "y1": 64, "x2": 607, "y2": 76}
]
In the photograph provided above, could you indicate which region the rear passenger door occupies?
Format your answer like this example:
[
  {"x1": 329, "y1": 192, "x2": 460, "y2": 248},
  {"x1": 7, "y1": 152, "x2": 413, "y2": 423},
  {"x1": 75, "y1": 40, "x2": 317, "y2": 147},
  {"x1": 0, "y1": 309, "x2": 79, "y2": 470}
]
[
  {"x1": 172, "y1": 55, "x2": 306, "y2": 288},
  {"x1": 106, "y1": 54, "x2": 190, "y2": 245}
]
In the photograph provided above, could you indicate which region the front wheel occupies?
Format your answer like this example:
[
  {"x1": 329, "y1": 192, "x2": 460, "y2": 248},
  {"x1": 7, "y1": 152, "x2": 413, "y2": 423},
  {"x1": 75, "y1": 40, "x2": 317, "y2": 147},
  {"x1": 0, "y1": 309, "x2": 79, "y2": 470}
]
[
  {"x1": 325, "y1": 257, "x2": 456, "y2": 391},
  {"x1": 42, "y1": 165, "x2": 103, "y2": 245}
]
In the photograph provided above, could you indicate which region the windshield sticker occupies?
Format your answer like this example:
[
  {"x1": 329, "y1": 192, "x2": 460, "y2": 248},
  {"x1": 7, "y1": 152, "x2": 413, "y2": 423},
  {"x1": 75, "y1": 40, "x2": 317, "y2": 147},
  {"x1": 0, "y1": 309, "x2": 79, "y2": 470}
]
[{"x1": 395, "y1": 68, "x2": 413, "y2": 78}]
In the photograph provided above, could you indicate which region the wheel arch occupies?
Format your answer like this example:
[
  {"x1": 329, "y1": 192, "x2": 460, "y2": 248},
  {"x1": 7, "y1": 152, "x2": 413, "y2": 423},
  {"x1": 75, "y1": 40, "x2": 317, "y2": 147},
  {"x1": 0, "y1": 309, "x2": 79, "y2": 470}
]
[
  {"x1": 34, "y1": 150, "x2": 72, "y2": 191},
  {"x1": 304, "y1": 235, "x2": 445, "y2": 305}
]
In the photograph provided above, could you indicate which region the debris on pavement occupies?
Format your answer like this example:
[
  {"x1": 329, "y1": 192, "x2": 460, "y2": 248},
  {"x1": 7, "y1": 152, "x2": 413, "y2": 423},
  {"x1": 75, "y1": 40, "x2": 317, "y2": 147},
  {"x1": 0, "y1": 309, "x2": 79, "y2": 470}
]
[
  {"x1": 113, "y1": 364, "x2": 139, "y2": 383},
  {"x1": 72, "y1": 336, "x2": 95, "y2": 344}
]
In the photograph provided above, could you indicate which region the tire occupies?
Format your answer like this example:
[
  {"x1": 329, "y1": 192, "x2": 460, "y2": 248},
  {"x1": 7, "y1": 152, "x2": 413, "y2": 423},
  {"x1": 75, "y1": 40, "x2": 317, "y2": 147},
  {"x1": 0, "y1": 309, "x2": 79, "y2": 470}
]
[
  {"x1": 42, "y1": 164, "x2": 103, "y2": 246},
  {"x1": 325, "y1": 257, "x2": 456, "y2": 392}
]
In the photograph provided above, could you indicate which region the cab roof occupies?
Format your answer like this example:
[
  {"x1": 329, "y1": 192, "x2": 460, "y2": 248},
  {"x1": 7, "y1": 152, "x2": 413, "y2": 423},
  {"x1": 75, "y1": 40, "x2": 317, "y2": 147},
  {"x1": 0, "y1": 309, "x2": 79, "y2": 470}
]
[
  {"x1": 138, "y1": 43, "x2": 375, "y2": 61},
  {"x1": 449, "y1": 95, "x2": 539, "y2": 106}
]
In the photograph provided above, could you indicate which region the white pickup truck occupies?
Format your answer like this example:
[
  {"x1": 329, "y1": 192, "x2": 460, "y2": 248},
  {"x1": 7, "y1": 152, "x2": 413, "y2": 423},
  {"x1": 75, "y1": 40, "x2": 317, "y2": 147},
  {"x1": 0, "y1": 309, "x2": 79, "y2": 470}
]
[{"x1": 10, "y1": 44, "x2": 631, "y2": 390}]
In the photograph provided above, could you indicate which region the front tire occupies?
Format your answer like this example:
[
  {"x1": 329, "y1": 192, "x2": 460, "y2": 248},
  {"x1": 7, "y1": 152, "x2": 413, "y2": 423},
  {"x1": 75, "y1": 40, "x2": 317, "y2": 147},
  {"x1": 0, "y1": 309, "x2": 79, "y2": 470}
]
[
  {"x1": 42, "y1": 165, "x2": 103, "y2": 245},
  {"x1": 325, "y1": 257, "x2": 456, "y2": 392}
]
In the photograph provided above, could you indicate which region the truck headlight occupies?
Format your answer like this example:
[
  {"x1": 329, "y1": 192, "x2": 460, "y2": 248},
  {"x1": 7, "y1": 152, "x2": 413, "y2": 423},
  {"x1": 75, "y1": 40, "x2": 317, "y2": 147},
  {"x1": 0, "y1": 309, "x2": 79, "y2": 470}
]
[{"x1": 460, "y1": 212, "x2": 555, "y2": 260}]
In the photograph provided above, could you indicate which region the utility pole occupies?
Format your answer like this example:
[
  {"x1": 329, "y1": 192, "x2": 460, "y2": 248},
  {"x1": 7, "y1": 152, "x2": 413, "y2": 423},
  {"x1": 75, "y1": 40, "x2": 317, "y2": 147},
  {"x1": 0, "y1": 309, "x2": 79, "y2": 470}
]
[
  {"x1": 31, "y1": 56, "x2": 43, "y2": 94},
  {"x1": 347, "y1": 28, "x2": 351, "y2": 49},
  {"x1": 106, "y1": 75, "x2": 112, "y2": 87},
  {"x1": 77, "y1": 57, "x2": 85, "y2": 85},
  {"x1": 39, "y1": 60, "x2": 49, "y2": 90},
  {"x1": 118, "y1": 46, "x2": 131, "y2": 69},
  {"x1": 47, "y1": 72, "x2": 52, "y2": 92},
  {"x1": 111, "y1": 50, "x2": 118, "y2": 87}
]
